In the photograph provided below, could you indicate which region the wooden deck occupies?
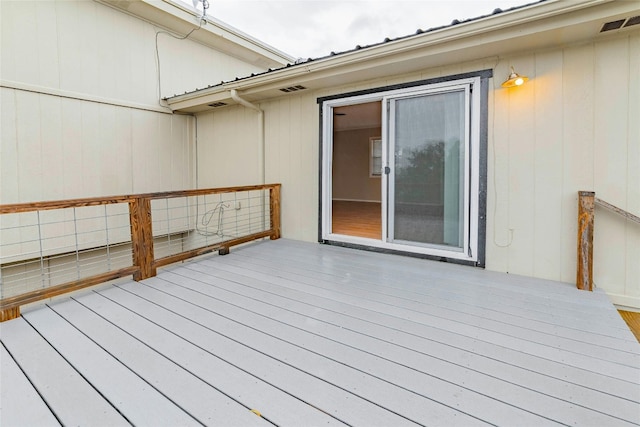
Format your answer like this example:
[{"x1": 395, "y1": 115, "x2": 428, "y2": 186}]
[{"x1": 2, "y1": 239, "x2": 639, "y2": 426}]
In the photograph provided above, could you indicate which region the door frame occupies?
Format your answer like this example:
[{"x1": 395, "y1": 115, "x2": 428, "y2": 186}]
[{"x1": 318, "y1": 70, "x2": 490, "y2": 266}]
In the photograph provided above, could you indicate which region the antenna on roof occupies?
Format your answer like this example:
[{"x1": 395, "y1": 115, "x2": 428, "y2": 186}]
[{"x1": 191, "y1": 0, "x2": 209, "y2": 20}]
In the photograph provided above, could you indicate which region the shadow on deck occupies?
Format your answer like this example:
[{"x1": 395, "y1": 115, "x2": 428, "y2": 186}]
[{"x1": 2, "y1": 239, "x2": 639, "y2": 426}]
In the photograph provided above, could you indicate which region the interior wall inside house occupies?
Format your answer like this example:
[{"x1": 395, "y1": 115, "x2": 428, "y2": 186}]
[{"x1": 332, "y1": 128, "x2": 382, "y2": 202}]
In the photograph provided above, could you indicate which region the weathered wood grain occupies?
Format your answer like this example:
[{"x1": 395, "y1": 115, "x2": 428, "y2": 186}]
[{"x1": 577, "y1": 191, "x2": 595, "y2": 291}]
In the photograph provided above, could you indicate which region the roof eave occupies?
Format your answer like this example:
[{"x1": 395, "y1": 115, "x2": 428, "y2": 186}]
[
  {"x1": 167, "y1": 0, "x2": 631, "y2": 112},
  {"x1": 97, "y1": 0, "x2": 295, "y2": 67}
]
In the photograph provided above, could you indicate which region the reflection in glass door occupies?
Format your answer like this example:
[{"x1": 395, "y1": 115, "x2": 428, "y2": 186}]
[{"x1": 387, "y1": 88, "x2": 469, "y2": 251}]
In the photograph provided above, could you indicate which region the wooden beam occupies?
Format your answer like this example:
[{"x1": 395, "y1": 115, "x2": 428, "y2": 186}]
[
  {"x1": 0, "y1": 266, "x2": 139, "y2": 318},
  {"x1": 0, "y1": 184, "x2": 281, "y2": 214},
  {"x1": 576, "y1": 191, "x2": 595, "y2": 291},
  {"x1": 0, "y1": 306, "x2": 20, "y2": 322},
  {"x1": 153, "y1": 230, "x2": 273, "y2": 269},
  {"x1": 129, "y1": 198, "x2": 156, "y2": 281},
  {"x1": 270, "y1": 184, "x2": 281, "y2": 240},
  {"x1": 595, "y1": 198, "x2": 640, "y2": 224}
]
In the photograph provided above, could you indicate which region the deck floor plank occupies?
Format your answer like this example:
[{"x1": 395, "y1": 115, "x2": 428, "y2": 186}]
[
  {"x1": 225, "y1": 250, "x2": 638, "y2": 356},
  {"x1": 189, "y1": 248, "x2": 640, "y2": 401},
  {"x1": 237, "y1": 242, "x2": 634, "y2": 340},
  {"x1": 22, "y1": 307, "x2": 201, "y2": 426},
  {"x1": 78, "y1": 288, "x2": 345, "y2": 426},
  {"x1": 146, "y1": 273, "x2": 558, "y2": 426},
  {"x1": 168, "y1": 262, "x2": 640, "y2": 424},
  {"x1": 114, "y1": 278, "x2": 486, "y2": 426},
  {"x1": 158, "y1": 265, "x2": 639, "y2": 426},
  {"x1": 2, "y1": 239, "x2": 639, "y2": 426},
  {"x1": 197, "y1": 254, "x2": 638, "y2": 382},
  {"x1": 0, "y1": 316, "x2": 130, "y2": 426},
  {"x1": 0, "y1": 344, "x2": 60, "y2": 427},
  {"x1": 48, "y1": 296, "x2": 269, "y2": 427},
  {"x1": 97, "y1": 282, "x2": 417, "y2": 426}
]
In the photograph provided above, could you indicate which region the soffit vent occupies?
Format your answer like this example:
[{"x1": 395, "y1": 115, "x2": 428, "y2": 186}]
[
  {"x1": 624, "y1": 16, "x2": 640, "y2": 28},
  {"x1": 208, "y1": 102, "x2": 227, "y2": 108},
  {"x1": 601, "y1": 16, "x2": 640, "y2": 33},
  {"x1": 279, "y1": 85, "x2": 307, "y2": 93}
]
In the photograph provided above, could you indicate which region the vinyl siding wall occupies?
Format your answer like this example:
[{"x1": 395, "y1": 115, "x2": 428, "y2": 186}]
[
  {"x1": 195, "y1": 33, "x2": 640, "y2": 307},
  {"x1": 0, "y1": 0, "x2": 267, "y2": 203}
]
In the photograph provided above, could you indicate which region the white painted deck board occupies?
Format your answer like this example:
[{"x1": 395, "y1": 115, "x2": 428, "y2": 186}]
[
  {"x1": 236, "y1": 242, "x2": 634, "y2": 340},
  {"x1": 97, "y1": 281, "x2": 419, "y2": 427},
  {"x1": 114, "y1": 278, "x2": 478, "y2": 426},
  {"x1": 166, "y1": 263, "x2": 640, "y2": 423},
  {"x1": 0, "y1": 344, "x2": 59, "y2": 427},
  {"x1": 143, "y1": 273, "x2": 556, "y2": 425},
  {"x1": 239, "y1": 242, "x2": 630, "y2": 328},
  {"x1": 47, "y1": 296, "x2": 269, "y2": 427},
  {"x1": 155, "y1": 266, "x2": 639, "y2": 426},
  {"x1": 0, "y1": 316, "x2": 129, "y2": 426},
  {"x1": 2, "y1": 239, "x2": 639, "y2": 426},
  {"x1": 223, "y1": 250, "x2": 638, "y2": 356},
  {"x1": 22, "y1": 307, "x2": 201, "y2": 427},
  {"x1": 77, "y1": 288, "x2": 345, "y2": 427},
  {"x1": 195, "y1": 255, "x2": 638, "y2": 382},
  {"x1": 181, "y1": 259, "x2": 640, "y2": 402}
]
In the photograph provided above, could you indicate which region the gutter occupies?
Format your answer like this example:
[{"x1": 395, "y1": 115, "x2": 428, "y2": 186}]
[{"x1": 230, "y1": 89, "x2": 265, "y2": 185}]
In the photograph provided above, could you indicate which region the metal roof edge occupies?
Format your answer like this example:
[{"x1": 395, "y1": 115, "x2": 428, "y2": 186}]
[{"x1": 165, "y1": 0, "x2": 614, "y2": 105}]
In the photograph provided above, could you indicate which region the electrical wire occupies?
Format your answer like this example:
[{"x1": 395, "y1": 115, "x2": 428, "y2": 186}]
[
  {"x1": 154, "y1": 16, "x2": 206, "y2": 110},
  {"x1": 491, "y1": 60, "x2": 514, "y2": 248}
]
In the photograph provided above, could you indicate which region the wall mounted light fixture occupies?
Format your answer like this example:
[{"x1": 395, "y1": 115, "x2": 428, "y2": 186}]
[{"x1": 501, "y1": 66, "x2": 529, "y2": 88}]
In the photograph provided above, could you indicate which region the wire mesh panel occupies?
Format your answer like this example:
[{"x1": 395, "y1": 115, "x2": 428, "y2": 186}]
[
  {"x1": 150, "y1": 189, "x2": 272, "y2": 260},
  {"x1": 0, "y1": 203, "x2": 133, "y2": 299},
  {"x1": 0, "y1": 184, "x2": 280, "y2": 319}
]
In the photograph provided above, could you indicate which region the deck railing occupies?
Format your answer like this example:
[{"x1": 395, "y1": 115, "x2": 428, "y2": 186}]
[
  {"x1": 576, "y1": 191, "x2": 640, "y2": 291},
  {"x1": 0, "y1": 184, "x2": 281, "y2": 321}
]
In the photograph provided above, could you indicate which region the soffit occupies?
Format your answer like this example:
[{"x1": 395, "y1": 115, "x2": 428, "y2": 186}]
[
  {"x1": 167, "y1": 0, "x2": 640, "y2": 114},
  {"x1": 98, "y1": 0, "x2": 293, "y2": 68}
]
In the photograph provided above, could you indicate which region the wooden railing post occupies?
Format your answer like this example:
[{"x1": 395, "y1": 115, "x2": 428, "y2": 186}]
[
  {"x1": 269, "y1": 184, "x2": 281, "y2": 240},
  {"x1": 129, "y1": 197, "x2": 156, "y2": 281},
  {"x1": 577, "y1": 191, "x2": 595, "y2": 291}
]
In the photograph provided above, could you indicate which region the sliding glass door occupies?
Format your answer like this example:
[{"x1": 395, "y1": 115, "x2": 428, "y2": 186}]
[
  {"x1": 387, "y1": 87, "x2": 469, "y2": 252},
  {"x1": 321, "y1": 76, "x2": 482, "y2": 263}
]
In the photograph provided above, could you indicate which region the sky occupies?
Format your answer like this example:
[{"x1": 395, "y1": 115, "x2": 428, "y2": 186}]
[{"x1": 182, "y1": 0, "x2": 533, "y2": 59}]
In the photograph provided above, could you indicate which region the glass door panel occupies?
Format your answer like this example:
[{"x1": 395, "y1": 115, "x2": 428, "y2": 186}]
[{"x1": 388, "y1": 90, "x2": 467, "y2": 249}]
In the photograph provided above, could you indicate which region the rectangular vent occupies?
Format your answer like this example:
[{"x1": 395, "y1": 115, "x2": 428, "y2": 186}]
[
  {"x1": 279, "y1": 85, "x2": 307, "y2": 93},
  {"x1": 208, "y1": 102, "x2": 227, "y2": 108},
  {"x1": 624, "y1": 15, "x2": 640, "y2": 27},
  {"x1": 601, "y1": 19, "x2": 625, "y2": 32}
]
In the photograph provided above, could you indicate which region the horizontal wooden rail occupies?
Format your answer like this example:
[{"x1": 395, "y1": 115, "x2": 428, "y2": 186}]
[
  {"x1": 576, "y1": 191, "x2": 639, "y2": 291},
  {"x1": 0, "y1": 184, "x2": 281, "y2": 321},
  {"x1": 0, "y1": 267, "x2": 139, "y2": 319},
  {"x1": 595, "y1": 197, "x2": 640, "y2": 224}
]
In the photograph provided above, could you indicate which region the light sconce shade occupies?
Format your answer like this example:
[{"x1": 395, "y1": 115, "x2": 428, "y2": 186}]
[{"x1": 501, "y1": 66, "x2": 529, "y2": 88}]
